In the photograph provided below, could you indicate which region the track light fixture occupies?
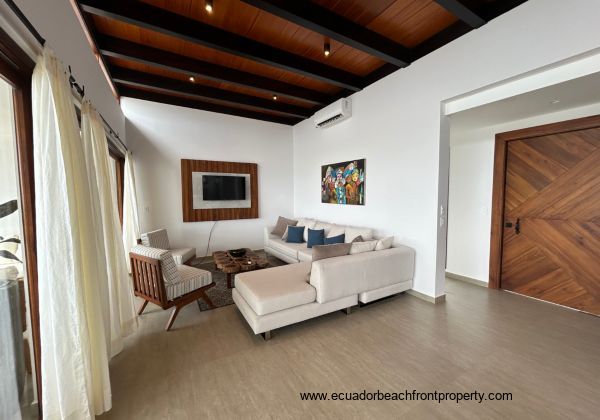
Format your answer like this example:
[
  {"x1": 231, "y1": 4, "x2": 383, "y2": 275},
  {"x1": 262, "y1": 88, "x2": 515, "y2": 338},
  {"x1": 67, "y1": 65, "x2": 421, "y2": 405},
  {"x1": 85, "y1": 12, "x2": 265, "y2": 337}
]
[
  {"x1": 205, "y1": 0, "x2": 213, "y2": 13},
  {"x1": 324, "y1": 41, "x2": 331, "y2": 57}
]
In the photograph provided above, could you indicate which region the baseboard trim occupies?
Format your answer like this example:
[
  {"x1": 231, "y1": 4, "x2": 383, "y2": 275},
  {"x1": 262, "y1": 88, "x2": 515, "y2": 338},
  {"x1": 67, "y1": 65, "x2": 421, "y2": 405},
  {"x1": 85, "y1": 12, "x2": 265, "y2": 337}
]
[
  {"x1": 445, "y1": 271, "x2": 488, "y2": 288},
  {"x1": 406, "y1": 289, "x2": 446, "y2": 304}
]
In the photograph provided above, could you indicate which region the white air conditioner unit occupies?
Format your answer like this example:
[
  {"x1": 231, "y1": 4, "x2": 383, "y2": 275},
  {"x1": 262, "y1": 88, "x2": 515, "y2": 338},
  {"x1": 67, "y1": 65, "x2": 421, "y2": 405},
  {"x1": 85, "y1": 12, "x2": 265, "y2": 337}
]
[{"x1": 314, "y1": 98, "x2": 352, "y2": 128}]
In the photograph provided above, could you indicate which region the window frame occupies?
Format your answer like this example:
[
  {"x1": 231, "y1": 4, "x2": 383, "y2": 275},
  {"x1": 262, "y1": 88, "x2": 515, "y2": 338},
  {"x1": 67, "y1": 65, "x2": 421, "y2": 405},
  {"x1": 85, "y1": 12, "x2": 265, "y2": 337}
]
[{"x1": 0, "y1": 26, "x2": 41, "y2": 417}]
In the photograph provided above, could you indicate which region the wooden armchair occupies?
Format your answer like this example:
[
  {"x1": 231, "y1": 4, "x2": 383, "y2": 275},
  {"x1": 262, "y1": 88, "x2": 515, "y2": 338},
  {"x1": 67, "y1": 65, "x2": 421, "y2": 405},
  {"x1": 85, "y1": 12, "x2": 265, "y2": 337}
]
[{"x1": 130, "y1": 245, "x2": 215, "y2": 331}]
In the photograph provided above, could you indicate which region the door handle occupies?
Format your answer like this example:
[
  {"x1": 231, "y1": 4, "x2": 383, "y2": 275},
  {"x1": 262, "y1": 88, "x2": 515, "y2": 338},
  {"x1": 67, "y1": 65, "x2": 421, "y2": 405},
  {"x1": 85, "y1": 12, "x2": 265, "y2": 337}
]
[{"x1": 504, "y1": 219, "x2": 520, "y2": 234}]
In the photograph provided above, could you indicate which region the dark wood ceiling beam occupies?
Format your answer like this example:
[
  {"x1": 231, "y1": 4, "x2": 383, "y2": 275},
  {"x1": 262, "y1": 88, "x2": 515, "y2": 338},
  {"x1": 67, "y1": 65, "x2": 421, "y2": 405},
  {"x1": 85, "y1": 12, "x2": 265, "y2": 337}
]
[
  {"x1": 97, "y1": 35, "x2": 331, "y2": 105},
  {"x1": 78, "y1": 0, "x2": 363, "y2": 91},
  {"x1": 118, "y1": 85, "x2": 303, "y2": 126},
  {"x1": 434, "y1": 0, "x2": 486, "y2": 28},
  {"x1": 111, "y1": 66, "x2": 313, "y2": 118},
  {"x1": 240, "y1": 0, "x2": 410, "y2": 67}
]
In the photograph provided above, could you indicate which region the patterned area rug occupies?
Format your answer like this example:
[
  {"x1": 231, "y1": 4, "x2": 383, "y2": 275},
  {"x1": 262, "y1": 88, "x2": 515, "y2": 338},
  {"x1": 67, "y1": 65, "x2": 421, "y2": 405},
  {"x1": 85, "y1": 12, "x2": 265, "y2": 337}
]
[{"x1": 190, "y1": 250, "x2": 286, "y2": 311}]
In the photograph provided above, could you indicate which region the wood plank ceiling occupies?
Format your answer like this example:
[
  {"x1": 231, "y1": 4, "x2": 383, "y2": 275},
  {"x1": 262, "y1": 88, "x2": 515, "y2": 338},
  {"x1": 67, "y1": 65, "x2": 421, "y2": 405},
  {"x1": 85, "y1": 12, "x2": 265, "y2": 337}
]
[{"x1": 74, "y1": 0, "x2": 528, "y2": 125}]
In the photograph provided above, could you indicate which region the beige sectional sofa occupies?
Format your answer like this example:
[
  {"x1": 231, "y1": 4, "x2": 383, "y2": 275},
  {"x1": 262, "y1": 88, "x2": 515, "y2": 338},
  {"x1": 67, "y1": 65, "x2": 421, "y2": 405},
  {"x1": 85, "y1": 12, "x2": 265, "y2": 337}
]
[{"x1": 232, "y1": 218, "x2": 415, "y2": 339}]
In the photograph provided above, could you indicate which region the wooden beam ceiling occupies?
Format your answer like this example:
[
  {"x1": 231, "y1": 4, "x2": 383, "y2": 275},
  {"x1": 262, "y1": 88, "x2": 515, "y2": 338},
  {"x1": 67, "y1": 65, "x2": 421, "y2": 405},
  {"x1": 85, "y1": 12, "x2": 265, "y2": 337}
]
[
  {"x1": 79, "y1": 0, "x2": 363, "y2": 91},
  {"x1": 118, "y1": 85, "x2": 303, "y2": 125},
  {"x1": 97, "y1": 35, "x2": 332, "y2": 105},
  {"x1": 434, "y1": 0, "x2": 486, "y2": 28},
  {"x1": 111, "y1": 66, "x2": 313, "y2": 118},
  {"x1": 240, "y1": 0, "x2": 411, "y2": 67},
  {"x1": 73, "y1": 0, "x2": 529, "y2": 125}
]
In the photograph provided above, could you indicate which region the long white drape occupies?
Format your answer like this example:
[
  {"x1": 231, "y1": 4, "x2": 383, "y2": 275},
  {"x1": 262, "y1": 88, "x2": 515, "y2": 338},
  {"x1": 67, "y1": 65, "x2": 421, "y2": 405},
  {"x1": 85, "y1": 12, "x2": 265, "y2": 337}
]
[
  {"x1": 122, "y1": 151, "x2": 140, "y2": 273},
  {"x1": 81, "y1": 102, "x2": 137, "y2": 357},
  {"x1": 32, "y1": 48, "x2": 111, "y2": 419}
]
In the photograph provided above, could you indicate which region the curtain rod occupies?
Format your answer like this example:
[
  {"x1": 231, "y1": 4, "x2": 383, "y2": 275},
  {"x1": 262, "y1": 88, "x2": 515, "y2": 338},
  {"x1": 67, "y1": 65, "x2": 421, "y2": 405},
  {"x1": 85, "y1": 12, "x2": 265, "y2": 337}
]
[
  {"x1": 3, "y1": 0, "x2": 129, "y2": 153},
  {"x1": 68, "y1": 67, "x2": 128, "y2": 153}
]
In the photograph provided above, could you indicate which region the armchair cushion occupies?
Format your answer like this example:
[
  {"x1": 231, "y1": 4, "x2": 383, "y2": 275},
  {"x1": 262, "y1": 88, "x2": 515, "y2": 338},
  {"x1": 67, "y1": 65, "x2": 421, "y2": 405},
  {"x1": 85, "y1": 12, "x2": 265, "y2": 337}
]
[
  {"x1": 130, "y1": 245, "x2": 179, "y2": 284},
  {"x1": 141, "y1": 229, "x2": 170, "y2": 250},
  {"x1": 167, "y1": 265, "x2": 212, "y2": 300},
  {"x1": 171, "y1": 247, "x2": 196, "y2": 265}
]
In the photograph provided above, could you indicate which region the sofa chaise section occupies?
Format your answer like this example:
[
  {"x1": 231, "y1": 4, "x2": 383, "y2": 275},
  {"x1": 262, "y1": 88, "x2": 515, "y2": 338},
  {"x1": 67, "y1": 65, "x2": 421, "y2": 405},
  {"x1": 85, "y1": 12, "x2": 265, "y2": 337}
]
[{"x1": 234, "y1": 244, "x2": 414, "y2": 339}]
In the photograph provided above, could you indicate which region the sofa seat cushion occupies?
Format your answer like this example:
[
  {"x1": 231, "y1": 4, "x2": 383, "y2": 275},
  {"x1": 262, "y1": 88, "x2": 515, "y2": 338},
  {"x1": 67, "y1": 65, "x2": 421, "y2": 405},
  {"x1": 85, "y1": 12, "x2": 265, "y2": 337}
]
[
  {"x1": 167, "y1": 265, "x2": 212, "y2": 300},
  {"x1": 171, "y1": 247, "x2": 196, "y2": 265},
  {"x1": 235, "y1": 262, "x2": 315, "y2": 315},
  {"x1": 267, "y1": 238, "x2": 306, "y2": 260},
  {"x1": 297, "y1": 248, "x2": 313, "y2": 262}
]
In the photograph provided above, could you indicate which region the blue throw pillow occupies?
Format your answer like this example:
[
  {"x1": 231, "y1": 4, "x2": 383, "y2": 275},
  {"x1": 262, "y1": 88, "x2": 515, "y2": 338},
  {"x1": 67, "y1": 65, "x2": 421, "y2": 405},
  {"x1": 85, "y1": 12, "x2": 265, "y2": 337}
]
[
  {"x1": 307, "y1": 228, "x2": 325, "y2": 248},
  {"x1": 286, "y1": 226, "x2": 304, "y2": 243},
  {"x1": 324, "y1": 233, "x2": 345, "y2": 245}
]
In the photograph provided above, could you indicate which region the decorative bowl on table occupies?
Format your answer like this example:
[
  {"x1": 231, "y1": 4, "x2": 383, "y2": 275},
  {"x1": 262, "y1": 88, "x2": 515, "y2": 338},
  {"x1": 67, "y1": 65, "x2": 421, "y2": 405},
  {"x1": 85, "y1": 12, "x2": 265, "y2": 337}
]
[{"x1": 229, "y1": 248, "x2": 247, "y2": 258}]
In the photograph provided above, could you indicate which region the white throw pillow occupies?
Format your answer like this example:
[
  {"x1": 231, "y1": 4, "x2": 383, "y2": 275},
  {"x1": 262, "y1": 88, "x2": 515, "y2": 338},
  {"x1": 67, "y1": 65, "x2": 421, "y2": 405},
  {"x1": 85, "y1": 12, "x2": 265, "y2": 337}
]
[
  {"x1": 375, "y1": 236, "x2": 394, "y2": 250},
  {"x1": 345, "y1": 226, "x2": 374, "y2": 243},
  {"x1": 349, "y1": 240, "x2": 377, "y2": 255},
  {"x1": 297, "y1": 218, "x2": 316, "y2": 242},
  {"x1": 327, "y1": 224, "x2": 346, "y2": 238},
  {"x1": 314, "y1": 221, "x2": 334, "y2": 237}
]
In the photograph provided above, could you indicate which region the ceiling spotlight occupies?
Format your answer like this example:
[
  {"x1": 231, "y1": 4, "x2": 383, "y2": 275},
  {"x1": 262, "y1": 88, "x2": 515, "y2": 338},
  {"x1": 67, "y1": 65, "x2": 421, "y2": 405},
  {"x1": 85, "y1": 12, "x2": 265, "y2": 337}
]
[
  {"x1": 550, "y1": 99, "x2": 560, "y2": 104},
  {"x1": 324, "y1": 41, "x2": 331, "y2": 57},
  {"x1": 205, "y1": 0, "x2": 213, "y2": 13},
  {"x1": 189, "y1": 76, "x2": 195, "y2": 82},
  {"x1": 272, "y1": 94, "x2": 278, "y2": 101}
]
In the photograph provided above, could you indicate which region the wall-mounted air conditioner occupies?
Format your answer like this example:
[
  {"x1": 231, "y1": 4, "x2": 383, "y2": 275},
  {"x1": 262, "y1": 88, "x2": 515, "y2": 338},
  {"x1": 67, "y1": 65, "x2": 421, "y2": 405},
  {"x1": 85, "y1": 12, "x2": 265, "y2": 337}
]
[{"x1": 314, "y1": 98, "x2": 352, "y2": 128}]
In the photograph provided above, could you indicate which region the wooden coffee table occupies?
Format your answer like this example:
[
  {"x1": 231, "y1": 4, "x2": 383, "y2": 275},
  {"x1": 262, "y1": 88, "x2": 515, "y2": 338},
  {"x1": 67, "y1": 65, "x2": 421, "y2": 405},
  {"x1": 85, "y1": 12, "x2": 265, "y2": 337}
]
[{"x1": 212, "y1": 249, "x2": 270, "y2": 288}]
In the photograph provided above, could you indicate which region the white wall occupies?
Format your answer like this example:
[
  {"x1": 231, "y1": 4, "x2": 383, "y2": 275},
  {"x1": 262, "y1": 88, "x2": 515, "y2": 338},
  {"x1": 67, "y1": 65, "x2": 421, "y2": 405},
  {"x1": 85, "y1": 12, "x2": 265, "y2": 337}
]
[
  {"x1": 292, "y1": 0, "x2": 600, "y2": 298},
  {"x1": 446, "y1": 102, "x2": 600, "y2": 282},
  {"x1": 122, "y1": 98, "x2": 294, "y2": 254},
  {"x1": 14, "y1": 0, "x2": 125, "y2": 136}
]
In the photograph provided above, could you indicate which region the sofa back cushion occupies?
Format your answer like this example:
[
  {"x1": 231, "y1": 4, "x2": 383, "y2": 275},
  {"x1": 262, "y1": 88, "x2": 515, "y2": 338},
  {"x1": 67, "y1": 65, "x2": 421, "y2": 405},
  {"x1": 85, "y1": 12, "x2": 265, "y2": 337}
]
[
  {"x1": 141, "y1": 229, "x2": 170, "y2": 250},
  {"x1": 344, "y1": 226, "x2": 374, "y2": 243},
  {"x1": 272, "y1": 216, "x2": 298, "y2": 237},
  {"x1": 285, "y1": 226, "x2": 305, "y2": 243},
  {"x1": 307, "y1": 228, "x2": 325, "y2": 248}
]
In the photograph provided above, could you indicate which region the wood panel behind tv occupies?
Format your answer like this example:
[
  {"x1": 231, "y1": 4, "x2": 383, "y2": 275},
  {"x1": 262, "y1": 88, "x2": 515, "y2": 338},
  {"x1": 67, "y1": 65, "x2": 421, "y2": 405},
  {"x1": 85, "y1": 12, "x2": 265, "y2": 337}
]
[{"x1": 181, "y1": 159, "x2": 258, "y2": 222}]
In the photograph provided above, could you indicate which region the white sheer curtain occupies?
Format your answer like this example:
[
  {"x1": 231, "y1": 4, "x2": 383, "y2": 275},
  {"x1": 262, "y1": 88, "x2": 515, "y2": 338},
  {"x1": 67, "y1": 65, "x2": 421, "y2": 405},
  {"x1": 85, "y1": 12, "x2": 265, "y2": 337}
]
[
  {"x1": 81, "y1": 102, "x2": 137, "y2": 357},
  {"x1": 122, "y1": 151, "x2": 140, "y2": 273},
  {"x1": 32, "y1": 47, "x2": 111, "y2": 418}
]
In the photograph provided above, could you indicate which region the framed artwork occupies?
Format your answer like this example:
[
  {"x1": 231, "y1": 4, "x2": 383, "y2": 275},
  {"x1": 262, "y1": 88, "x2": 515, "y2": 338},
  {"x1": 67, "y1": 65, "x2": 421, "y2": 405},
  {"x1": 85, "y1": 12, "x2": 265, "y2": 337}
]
[{"x1": 321, "y1": 159, "x2": 365, "y2": 205}]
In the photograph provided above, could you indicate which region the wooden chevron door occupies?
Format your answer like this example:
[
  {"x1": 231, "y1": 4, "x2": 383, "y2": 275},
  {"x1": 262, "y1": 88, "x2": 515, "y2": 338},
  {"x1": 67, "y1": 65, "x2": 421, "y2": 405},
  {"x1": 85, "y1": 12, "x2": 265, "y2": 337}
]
[{"x1": 498, "y1": 124, "x2": 600, "y2": 316}]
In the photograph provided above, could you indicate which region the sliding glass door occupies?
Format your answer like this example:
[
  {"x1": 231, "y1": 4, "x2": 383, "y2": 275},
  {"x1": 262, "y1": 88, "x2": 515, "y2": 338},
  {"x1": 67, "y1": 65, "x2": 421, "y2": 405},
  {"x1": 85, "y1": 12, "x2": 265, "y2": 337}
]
[
  {"x1": 0, "y1": 73, "x2": 37, "y2": 420},
  {"x1": 0, "y1": 26, "x2": 40, "y2": 419}
]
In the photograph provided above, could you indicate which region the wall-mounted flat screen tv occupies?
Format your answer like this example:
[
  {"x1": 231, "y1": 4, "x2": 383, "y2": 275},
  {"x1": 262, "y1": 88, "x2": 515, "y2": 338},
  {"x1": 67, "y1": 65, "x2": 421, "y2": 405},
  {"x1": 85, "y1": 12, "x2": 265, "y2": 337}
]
[{"x1": 202, "y1": 175, "x2": 246, "y2": 200}]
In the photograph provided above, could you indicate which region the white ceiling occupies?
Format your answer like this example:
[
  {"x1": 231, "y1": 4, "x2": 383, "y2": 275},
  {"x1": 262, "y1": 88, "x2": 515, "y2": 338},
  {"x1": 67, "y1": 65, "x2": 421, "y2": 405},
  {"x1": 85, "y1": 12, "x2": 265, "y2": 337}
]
[{"x1": 448, "y1": 71, "x2": 600, "y2": 132}]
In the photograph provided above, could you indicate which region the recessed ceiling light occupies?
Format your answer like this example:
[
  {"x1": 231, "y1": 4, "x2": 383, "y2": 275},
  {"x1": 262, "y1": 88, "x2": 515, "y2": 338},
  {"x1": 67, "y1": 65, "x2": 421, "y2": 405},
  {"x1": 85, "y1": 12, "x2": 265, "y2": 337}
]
[
  {"x1": 550, "y1": 99, "x2": 560, "y2": 104},
  {"x1": 189, "y1": 76, "x2": 195, "y2": 82},
  {"x1": 324, "y1": 41, "x2": 331, "y2": 57},
  {"x1": 272, "y1": 94, "x2": 278, "y2": 101},
  {"x1": 205, "y1": 0, "x2": 213, "y2": 13}
]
